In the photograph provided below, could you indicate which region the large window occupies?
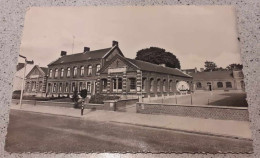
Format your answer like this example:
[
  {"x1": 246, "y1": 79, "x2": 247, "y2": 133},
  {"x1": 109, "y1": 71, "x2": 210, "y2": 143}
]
[
  {"x1": 65, "y1": 83, "x2": 69, "y2": 92},
  {"x1": 87, "y1": 65, "x2": 92, "y2": 75},
  {"x1": 79, "y1": 82, "x2": 83, "y2": 91},
  {"x1": 86, "y1": 82, "x2": 91, "y2": 92},
  {"x1": 142, "y1": 78, "x2": 146, "y2": 91},
  {"x1": 67, "y1": 68, "x2": 71, "y2": 77},
  {"x1": 118, "y1": 78, "x2": 122, "y2": 90},
  {"x1": 217, "y1": 82, "x2": 223, "y2": 88},
  {"x1": 49, "y1": 69, "x2": 53, "y2": 78},
  {"x1": 157, "y1": 79, "x2": 161, "y2": 92},
  {"x1": 53, "y1": 83, "x2": 57, "y2": 92},
  {"x1": 150, "y1": 78, "x2": 154, "y2": 92},
  {"x1": 101, "y1": 79, "x2": 107, "y2": 91},
  {"x1": 226, "y1": 82, "x2": 232, "y2": 88},
  {"x1": 80, "y1": 66, "x2": 84, "y2": 76},
  {"x1": 196, "y1": 82, "x2": 202, "y2": 88},
  {"x1": 71, "y1": 82, "x2": 76, "y2": 92},
  {"x1": 163, "y1": 80, "x2": 166, "y2": 92},
  {"x1": 60, "y1": 68, "x2": 64, "y2": 78},
  {"x1": 54, "y1": 69, "x2": 58, "y2": 78},
  {"x1": 169, "y1": 80, "x2": 173, "y2": 92},
  {"x1": 96, "y1": 64, "x2": 101, "y2": 74},
  {"x1": 73, "y1": 67, "x2": 77, "y2": 77},
  {"x1": 59, "y1": 83, "x2": 62, "y2": 92},
  {"x1": 129, "y1": 78, "x2": 136, "y2": 90}
]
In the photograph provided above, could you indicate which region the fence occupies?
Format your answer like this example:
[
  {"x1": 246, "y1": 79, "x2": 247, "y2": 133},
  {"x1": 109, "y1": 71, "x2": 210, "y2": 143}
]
[{"x1": 136, "y1": 102, "x2": 249, "y2": 121}]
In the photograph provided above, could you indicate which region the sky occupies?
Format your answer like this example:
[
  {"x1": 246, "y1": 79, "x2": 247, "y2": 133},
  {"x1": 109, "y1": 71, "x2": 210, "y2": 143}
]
[{"x1": 19, "y1": 6, "x2": 242, "y2": 69}]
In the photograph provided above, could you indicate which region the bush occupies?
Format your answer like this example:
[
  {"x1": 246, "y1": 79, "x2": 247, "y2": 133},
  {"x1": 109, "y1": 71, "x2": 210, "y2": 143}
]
[{"x1": 89, "y1": 94, "x2": 120, "y2": 104}]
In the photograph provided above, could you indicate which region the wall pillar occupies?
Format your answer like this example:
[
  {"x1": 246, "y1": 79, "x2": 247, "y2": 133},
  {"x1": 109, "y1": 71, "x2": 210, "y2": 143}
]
[{"x1": 107, "y1": 74, "x2": 111, "y2": 94}]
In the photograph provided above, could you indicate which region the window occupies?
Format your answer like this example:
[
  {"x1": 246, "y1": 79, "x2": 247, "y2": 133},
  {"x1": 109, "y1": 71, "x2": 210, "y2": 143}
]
[
  {"x1": 86, "y1": 82, "x2": 91, "y2": 92},
  {"x1": 226, "y1": 82, "x2": 232, "y2": 88},
  {"x1": 67, "y1": 68, "x2": 71, "y2": 77},
  {"x1": 73, "y1": 67, "x2": 77, "y2": 77},
  {"x1": 113, "y1": 78, "x2": 117, "y2": 90},
  {"x1": 48, "y1": 83, "x2": 52, "y2": 93},
  {"x1": 79, "y1": 82, "x2": 83, "y2": 91},
  {"x1": 80, "y1": 66, "x2": 84, "y2": 76},
  {"x1": 142, "y1": 78, "x2": 146, "y2": 90},
  {"x1": 217, "y1": 82, "x2": 223, "y2": 88},
  {"x1": 129, "y1": 78, "x2": 136, "y2": 90},
  {"x1": 163, "y1": 80, "x2": 166, "y2": 92},
  {"x1": 59, "y1": 83, "x2": 62, "y2": 92},
  {"x1": 65, "y1": 83, "x2": 69, "y2": 92},
  {"x1": 169, "y1": 80, "x2": 173, "y2": 92},
  {"x1": 60, "y1": 68, "x2": 64, "y2": 78},
  {"x1": 118, "y1": 78, "x2": 122, "y2": 90},
  {"x1": 53, "y1": 83, "x2": 57, "y2": 92},
  {"x1": 196, "y1": 82, "x2": 202, "y2": 88},
  {"x1": 102, "y1": 79, "x2": 107, "y2": 90},
  {"x1": 49, "y1": 69, "x2": 53, "y2": 78},
  {"x1": 150, "y1": 78, "x2": 154, "y2": 92},
  {"x1": 157, "y1": 79, "x2": 161, "y2": 92},
  {"x1": 87, "y1": 65, "x2": 92, "y2": 75},
  {"x1": 96, "y1": 64, "x2": 101, "y2": 74},
  {"x1": 71, "y1": 82, "x2": 76, "y2": 92},
  {"x1": 54, "y1": 69, "x2": 58, "y2": 78}
]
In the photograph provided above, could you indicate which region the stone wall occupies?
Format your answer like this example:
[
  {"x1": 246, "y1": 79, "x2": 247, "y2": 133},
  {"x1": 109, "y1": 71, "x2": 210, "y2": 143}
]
[{"x1": 136, "y1": 102, "x2": 249, "y2": 121}]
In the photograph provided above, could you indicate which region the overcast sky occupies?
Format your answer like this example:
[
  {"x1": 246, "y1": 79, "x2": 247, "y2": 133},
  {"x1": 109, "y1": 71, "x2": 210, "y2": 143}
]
[{"x1": 19, "y1": 6, "x2": 241, "y2": 69}]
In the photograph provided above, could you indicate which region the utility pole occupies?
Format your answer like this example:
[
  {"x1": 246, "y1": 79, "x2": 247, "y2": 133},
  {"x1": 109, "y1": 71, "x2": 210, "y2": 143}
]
[{"x1": 19, "y1": 55, "x2": 34, "y2": 109}]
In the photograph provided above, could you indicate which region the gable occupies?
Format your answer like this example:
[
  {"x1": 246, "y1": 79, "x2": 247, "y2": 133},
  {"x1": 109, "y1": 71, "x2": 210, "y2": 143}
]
[
  {"x1": 104, "y1": 46, "x2": 124, "y2": 62},
  {"x1": 99, "y1": 54, "x2": 138, "y2": 74},
  {"x1": 26, "y1": 66, "x2": 45, "y2": 79}
]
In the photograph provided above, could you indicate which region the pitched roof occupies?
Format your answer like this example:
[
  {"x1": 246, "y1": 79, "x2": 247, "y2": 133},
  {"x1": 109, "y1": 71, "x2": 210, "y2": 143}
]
[
  {"x1": 190, "y1": 71, "x2": 234, "y2": 80},
  {"x1": 126, "y1": 58, "x2": 192, "y2": 78},
  {"x1": 40, "y1": 67, "x2": 48, "y2": 74},
  {"x1": 48, "y1": 47, "x2": 113, "y2": 65}
]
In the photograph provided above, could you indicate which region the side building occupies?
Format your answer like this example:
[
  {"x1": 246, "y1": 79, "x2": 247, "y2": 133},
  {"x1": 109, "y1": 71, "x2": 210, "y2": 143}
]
[
  {"x1": 24, "y1": 65, "x2": 48, "y2": 97},
  {"x1": 190, "y1": 70, "x2": 245, "y2": 91}
]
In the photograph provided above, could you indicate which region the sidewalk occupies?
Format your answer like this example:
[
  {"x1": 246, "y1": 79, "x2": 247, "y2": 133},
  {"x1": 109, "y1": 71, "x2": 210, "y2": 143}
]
[{"x1": 10, "y1": 103, "x2": 252, "y2": 140}]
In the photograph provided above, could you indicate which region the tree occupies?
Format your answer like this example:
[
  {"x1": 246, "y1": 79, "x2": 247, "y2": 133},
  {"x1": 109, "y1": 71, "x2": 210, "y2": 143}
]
[
  {"x1": 204, "y1": 61, "x2": 218, "y2": 71},
  {"x1": 135, "y1": 47, "x2": 181, "y2": 69},
  {"x1": 226, "y1": 63, "x2": 243, "y2": 70}
]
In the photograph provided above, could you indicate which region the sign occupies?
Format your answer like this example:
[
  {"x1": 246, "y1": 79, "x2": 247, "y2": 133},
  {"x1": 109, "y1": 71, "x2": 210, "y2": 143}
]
[
  {"x1": 176, "y1": 81, "x2": 190, "y2": 91},
  {"x1": 108, "y1": 67, "x2": 126, "y2": 74}
]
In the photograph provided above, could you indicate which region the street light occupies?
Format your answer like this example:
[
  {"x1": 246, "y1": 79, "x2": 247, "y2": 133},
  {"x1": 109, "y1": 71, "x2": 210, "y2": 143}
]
[{"x1": 19, "y1": 55, "x2": 34, "y2": 109}]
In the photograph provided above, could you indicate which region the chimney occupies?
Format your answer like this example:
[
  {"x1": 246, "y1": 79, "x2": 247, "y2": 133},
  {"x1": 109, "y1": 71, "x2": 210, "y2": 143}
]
[
  {"x1": 84, "y1": 47, "x2": 90, "y2": 52},
  {"x1": 112, "y1": 41, "x2": 118, "y2": 47},
  {"x1": 61, "y1": 51, "x2": 67, "y2": 56},
  {"x1": 200, "y1": 68, "x2": 204, "y2": 72},
  {"x1": 159, "y1": 64, "x2": 166, "y2": 67}
]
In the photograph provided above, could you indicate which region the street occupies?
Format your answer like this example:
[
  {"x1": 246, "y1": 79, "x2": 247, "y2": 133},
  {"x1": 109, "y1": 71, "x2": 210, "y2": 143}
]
[{"x1": 5, "y1": 110, "x2": 252, "y2": 153}]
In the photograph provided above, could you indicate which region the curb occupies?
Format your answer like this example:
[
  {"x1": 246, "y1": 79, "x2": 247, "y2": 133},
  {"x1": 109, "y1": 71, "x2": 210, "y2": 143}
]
[{"x1": 110, "y1": 121, "x2": 252, "y2": 141}]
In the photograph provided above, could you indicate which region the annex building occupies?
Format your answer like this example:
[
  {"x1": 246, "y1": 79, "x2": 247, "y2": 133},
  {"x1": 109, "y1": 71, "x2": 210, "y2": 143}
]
[{"x1": 43, "y1": 41, "x2": 192, "y2": 98}]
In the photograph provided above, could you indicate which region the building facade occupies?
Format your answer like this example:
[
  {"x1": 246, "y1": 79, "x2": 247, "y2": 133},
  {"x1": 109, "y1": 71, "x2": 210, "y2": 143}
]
[
  {"x1": 46, "y1": 41, "x2": 192, "y2": 98},
  {"x1": 24, "y1": 65, "x2": 48, "y2": 96},
  {"x1": 190, "y1": 70, "x2": 245, "y2": 91},
  {"x1": 46, "y1": 41, "x2": 124, "y2": 97}
]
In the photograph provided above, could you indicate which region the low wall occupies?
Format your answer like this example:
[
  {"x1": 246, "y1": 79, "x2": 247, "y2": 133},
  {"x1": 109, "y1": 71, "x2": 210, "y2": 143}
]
[
  {"x1": 104, "y1": 98, "x2": 139, "y2": 112},
  {"x1": 12, "y1": 99, "x2": 104, "y2": 109},
  {"x1": 136, "y1": 102, "x2": 249, "y2": 121}
]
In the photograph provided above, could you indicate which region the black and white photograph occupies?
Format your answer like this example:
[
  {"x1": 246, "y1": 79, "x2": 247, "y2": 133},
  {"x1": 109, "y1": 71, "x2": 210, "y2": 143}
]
[{"x1": 6, "y1": 6, "x2": 252, "y2": 153}]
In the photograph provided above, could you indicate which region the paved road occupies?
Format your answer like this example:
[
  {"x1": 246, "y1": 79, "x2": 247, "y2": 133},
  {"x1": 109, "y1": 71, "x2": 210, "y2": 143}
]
[
  {"x1": 5, "y1": 110, "x2": 252, "y2": 153},
  {"x1": 150, "y1": 92, "x2": 248, "y2": 107}
]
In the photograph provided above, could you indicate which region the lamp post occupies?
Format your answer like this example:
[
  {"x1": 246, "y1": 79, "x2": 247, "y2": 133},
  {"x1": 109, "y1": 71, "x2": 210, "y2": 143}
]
[{"x1": 19, "y1": 55, "x2": 34, "y2": 109}]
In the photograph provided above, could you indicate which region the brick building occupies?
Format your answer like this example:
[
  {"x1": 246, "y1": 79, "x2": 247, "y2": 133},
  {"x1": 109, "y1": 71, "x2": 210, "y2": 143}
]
[
  {"x1": 190, "y1": 70, "x2": 245, "y2": 91},
  {"x1": 46, "y1": 41, "x2": 192, "y2": 98},
  {"x1": 24, "y1": 65, "x2": 48, "y2": 96},
  {"x1": 46, "y1": 41, "x2": 124, "y2": 97}
]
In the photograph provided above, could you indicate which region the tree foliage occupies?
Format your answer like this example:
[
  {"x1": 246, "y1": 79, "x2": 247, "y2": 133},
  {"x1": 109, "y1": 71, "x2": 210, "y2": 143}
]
[
  {"x1": 226, "y1": 63, "x2": 243, "y2": 70},
  {"x1": 135, "y1": 47, "x2": 181, "y2": 69},
  {"x1": 204, "y1": 61, "x2": 218, "y2": 71}
]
